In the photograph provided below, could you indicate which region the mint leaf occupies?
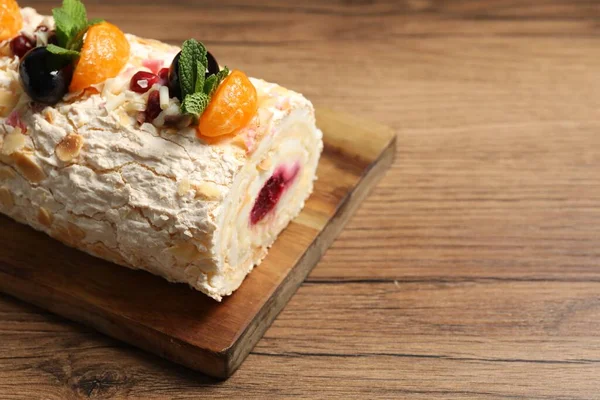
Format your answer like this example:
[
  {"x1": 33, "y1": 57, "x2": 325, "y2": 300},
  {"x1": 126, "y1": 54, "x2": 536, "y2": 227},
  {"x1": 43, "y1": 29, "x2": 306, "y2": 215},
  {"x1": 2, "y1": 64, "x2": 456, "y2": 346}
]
[
  {"x1": 181, "y1": 92, "x2": 210, "y2": 119},
  {"x1": 52, "y1": 8, "x2": 76, "y2": 49},
  {"x1": 178, "y1": 39, "x2": 228, "y2": 120},
  {"x1": 195, "y1": 63, "x2": 205, "y2": 93},
  {"x1": 62, "y1": 0, "x2": 87, "y2": 34},
  {"x1": 87, "y1": 18, "x2": 105, "y2": 26},
  {"x1": 179, "y1": 39, "x2": 207, "y2": 98},
  {"x1": 66, "y1": 29, "x2": 86, "y2": 53},
  {"x1": 203, "y1": 66, "x2": 229, "y2": 95},
  {"x1": 203, "y1": 75, "x2": 218, "y2": 96},
  {"x1": 217, "y1": 66, "x2": 230, "y2": 82},
  {"x1": 46, "y1": 44, "x2": 80, "y2": 57},
  {"x1": 52, "y1": 0, "x2": 99, "y2": 53}
]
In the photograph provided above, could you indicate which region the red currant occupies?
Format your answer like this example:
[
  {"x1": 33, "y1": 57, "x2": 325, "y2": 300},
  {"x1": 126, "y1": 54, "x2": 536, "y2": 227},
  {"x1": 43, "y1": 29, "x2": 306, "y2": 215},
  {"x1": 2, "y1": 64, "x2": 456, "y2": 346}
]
[
  {"x1": 130, "y1": 71, "x2": 159, "y2": 94},
  {"x1": 10, "y1": 35, "x2": 35, "y2": 59},
  {"x1": 145, "y1": 90, "x2": 162, "y2": 121}
]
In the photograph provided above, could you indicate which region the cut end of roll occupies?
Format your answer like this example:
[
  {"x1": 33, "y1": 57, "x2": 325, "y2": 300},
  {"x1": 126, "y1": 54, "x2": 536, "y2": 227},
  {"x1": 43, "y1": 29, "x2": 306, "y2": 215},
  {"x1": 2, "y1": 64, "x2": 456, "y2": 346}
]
[{"x1": 203, "y1": 104, "x2": 323, "y2": 300}]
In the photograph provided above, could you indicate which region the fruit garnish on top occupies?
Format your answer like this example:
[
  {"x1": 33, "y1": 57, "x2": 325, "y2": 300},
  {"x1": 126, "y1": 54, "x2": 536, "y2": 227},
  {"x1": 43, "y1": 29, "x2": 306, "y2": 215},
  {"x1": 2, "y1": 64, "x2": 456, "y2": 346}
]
[
  {"x1": 68, "y1": 21, "x2": 129, "y2": 92},
  {"x1": 198, "y1": 70, "x2": 258, "y2": 138},
  {"x1": 16, "y1": 0, "x2": 129, "y2": 104},
  {"x1": 0, "y1": 0, "x2": 23, "y2": 42},
  {"x1": 137, "y1": 39, "x2": 258, "y2": 138},
  {"x1": 5, "y1": 0, "x2": 258, "y2": 142}
]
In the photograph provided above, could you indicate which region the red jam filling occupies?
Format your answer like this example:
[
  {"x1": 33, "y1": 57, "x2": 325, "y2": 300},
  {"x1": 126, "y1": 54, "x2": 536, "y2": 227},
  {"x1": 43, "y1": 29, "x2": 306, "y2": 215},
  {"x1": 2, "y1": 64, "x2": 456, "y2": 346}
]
[{"x1": 250, "y1": 163, "x2": 300, "y2": 225}]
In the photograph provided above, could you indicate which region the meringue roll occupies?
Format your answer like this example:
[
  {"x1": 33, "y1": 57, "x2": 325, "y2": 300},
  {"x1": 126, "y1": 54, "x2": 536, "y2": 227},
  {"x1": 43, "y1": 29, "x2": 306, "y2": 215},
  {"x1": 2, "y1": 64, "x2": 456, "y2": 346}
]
[{"x1": 0, "y1": 8, "x2": 323, "y2": 300}]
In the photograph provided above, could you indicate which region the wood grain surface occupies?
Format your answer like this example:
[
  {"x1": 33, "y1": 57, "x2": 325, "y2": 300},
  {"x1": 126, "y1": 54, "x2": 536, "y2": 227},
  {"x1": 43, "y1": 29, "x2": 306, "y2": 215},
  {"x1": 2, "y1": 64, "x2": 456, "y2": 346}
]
[
  {"x1": 2, "y1": 0, "x2": 600, "y2": 398},
  {"x1": 0, "y1": 108, "x2": 395, "y2": 378}
]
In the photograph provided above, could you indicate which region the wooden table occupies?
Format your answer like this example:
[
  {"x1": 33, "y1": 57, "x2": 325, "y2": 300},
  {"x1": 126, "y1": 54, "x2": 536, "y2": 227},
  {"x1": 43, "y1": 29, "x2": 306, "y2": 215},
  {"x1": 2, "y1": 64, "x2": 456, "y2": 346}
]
[{"x1": 2, "y1": 1, "x2": 600, "y2": 398}]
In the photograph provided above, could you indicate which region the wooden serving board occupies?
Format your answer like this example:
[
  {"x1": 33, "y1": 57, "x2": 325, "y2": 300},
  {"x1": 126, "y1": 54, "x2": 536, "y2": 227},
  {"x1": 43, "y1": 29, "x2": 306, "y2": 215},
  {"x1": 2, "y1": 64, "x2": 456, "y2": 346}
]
[{"x1": 0, "y1": 109, "x2": 396, "y2": 378}]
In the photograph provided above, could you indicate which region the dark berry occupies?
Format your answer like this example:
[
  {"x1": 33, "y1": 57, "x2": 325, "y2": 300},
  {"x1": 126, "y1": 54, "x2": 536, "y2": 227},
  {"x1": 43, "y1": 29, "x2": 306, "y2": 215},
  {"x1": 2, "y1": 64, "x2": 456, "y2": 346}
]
[
  {"x1": 167, "y1": 52, "x2": 182, "y2": 100},
  {"x1": 206, "y1": 51, "x2": 219, "y2": 77},
  {"x1": 10, "y1": 35, "x2": 35, "y2": 59},
  {"x1": 19, "y1": 47, "x2": 73, "y2": 105},
  {"x1": 158, "y1": 67, "x2": 169, "y2": 85},
  {"x1": 145, "y1": 90, "x2": 162, "y2": 121},
  {"x1": 47, "y1": 31, "x2": 59, "y2": 46},
  {"x1": 130, "y1": 71, "x2": 159, "y2": 93}
]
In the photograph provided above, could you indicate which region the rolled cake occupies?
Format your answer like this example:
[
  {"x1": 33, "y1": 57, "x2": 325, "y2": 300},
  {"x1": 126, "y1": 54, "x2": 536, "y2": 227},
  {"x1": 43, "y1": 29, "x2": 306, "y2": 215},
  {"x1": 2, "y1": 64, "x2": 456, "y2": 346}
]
[{"x1": 0, "y1": 6, "x2": 323, "y2": 300}]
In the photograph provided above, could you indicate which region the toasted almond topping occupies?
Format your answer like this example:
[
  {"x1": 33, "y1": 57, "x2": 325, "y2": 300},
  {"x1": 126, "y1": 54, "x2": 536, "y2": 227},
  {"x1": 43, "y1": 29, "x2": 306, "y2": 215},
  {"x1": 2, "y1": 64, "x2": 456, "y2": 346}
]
[
  {"x1": 0, "y1": 166, "x2": 16, "y2": 180},
  {"x1": 12, "y1": 152, "x2": 46, "y2": 183},
  {"x1": 89, "y1": 242, "x2": 129, "y2": 266},
  {"x1": 177, "y1": 178, "x2": 191, "y2": 196},
  {"x1": 0, "y1": 44, "x2": 10, "y2": 57},
  {"x1": 0, "y1": 187, "x2": 14, "y2": 208},
  {"x1": 55, "y1": 134, "x2": 84, "y2": 162},
  {"x1": 1, "y1": 129, "x2": 26, "y2": 156},
  {"x1": 67, "y1": 222, "x2": 86, "y2": 241},
  {"x1": 0, "y1": 89, "x2": 18, "y2": 118},
  {"x1": 124, "y1": 100, "x2": 147, "y2": 113},
  {"x1": 231, "y1": 134, "x2": 247, "y2": 150},
  {"x1": 54, "y1": 222, "x2": 86, "y2": 246},
  {"x1": 118, "y1": 110, "x2": 131, "y2": 126},
  {"x1": 43, "y1": 109, "x2": 55, "y2": 123},
  {"x1": 193, "y1": 182, "x2": 222, "y2": 201},
  {"x1": 106, "y1": 92, "x2": 126, "y2": 112},
  {"x1": 38, "y1": 207, "x2": 53, "y2": 227},
  {"x1": 258, "y1": 158, "x2": 272, "y2": 171}
]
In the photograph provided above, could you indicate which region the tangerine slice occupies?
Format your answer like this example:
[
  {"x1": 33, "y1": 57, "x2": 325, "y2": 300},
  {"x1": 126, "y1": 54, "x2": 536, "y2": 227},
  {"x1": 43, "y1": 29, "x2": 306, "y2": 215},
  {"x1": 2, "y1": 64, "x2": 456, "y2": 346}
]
[
  {"x1": 69, "y1": 22, "x2": 130, "y2": 92},
  {"x1": 198, "y1": 70, "x2": 258, "y2": 137},
  {"x1": 0, "y1": 0, "x2": 23, "y2": 42}
]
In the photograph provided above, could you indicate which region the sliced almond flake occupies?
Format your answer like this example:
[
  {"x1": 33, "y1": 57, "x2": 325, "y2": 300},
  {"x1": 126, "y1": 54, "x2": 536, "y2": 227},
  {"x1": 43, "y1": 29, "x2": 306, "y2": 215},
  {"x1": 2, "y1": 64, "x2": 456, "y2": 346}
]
[
  {"x1": 89, "y1": 242, "x2": 129, "y2": 266},
  {"x1": 67, "y1": 222, "x2": 86, "y2": 241},
  {"x1": 1, "y1": 129, "x2": 26, "y2": 156},
  {"x1": 38, "y1": 207, "x2": 53, "y2": 227},
  {"x1": 193, "y1": 182, "x2": 223, "y2": 201},
  {"x1": 124, "y1": 99, "x2": 147, "y2": 113},
  {"x1": 12, "y1": 152, "x2": 46, "y2": 183},
  {"x1": 0, "y1": 42, "x2": 11, "y2": 57},
  {"x1": 118, "y1": 111, "x2": 132, "y2": 127},
  {"x1": 55, "y1": 134, "x2": 84, "y2": 162},
  {"x1": 230, "y1": 134, "x2": 248, "y2": 151},
  {"x1": 54, "y1": 222, "x2": 86, "y2": 246},
  {"x1": 177, "y1": 178, "x2": 191, "y2": 196},
  {"x1": 43, "y1": 109, "x2": 55, "y2": 123},
  {"x1": 0, "y1": 166, "x2": 16, "y2": 180},
  {"x1": 0, "y1": 187, "x2": 14, "y2": 209},
  {"x1": 106, "y1": 92, "x2": 126, "y2": 112},
  {"x1": 0, "y1": 89, "x2": 18, "y2": 118}
]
